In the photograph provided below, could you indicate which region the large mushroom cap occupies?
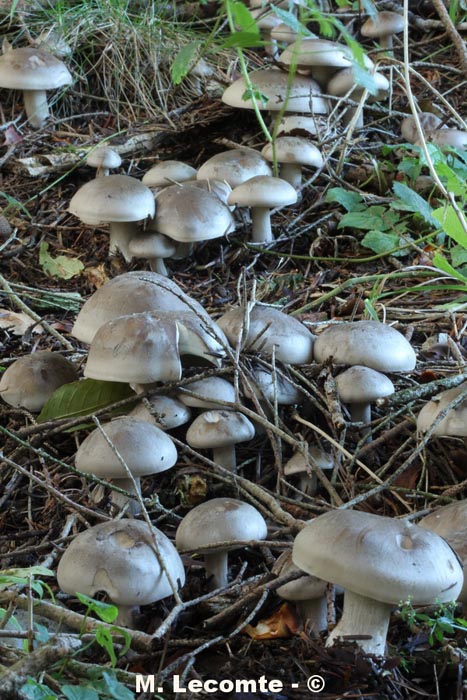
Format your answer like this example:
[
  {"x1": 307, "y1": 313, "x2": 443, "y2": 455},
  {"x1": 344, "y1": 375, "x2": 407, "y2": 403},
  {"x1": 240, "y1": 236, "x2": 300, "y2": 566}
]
[
  {"x1": 313, "y1": 320, "x2": 416, "y2": 372},
  {"x1": 72, "y1": 271, "x2": 214, "y2": 345},
  {"x1": 176, "y1": 497, "x2": 267, "y2": 552},
  {"x1": 222, "y1": 68, "x2": 328, "y2": 115},
  {"x1": 279, "y1": 38, "x2": 373, "y2": 71},
  {"x1": 68, "y1": 174, "x2": 155, "y2": 226},
  {"x1": 416, "y1": 382, "x2": 467, "y2": 436},
  {"x1": 0, "y1": 46, "x2": 72, "y2": 90},
  {"x1": 293, "y1": 510, "x2": 463, "y2": 605},
  {"x1": 154, "y1": 184, "x2": 235, "y2": 243},
  {"x1": 0, "y1": 351, "x2": 78, "y2": 412},
  {"x1": 57, "y1": 519, "x2": 185, "y2": 607},
  {"x1": 197, "y1": 149, "x2": 272, "y2": 188},
  {"x1": 217, "y1": 303, "x2": 316, "y2": 365},
  {"x1": 75, "y1": 416, "x2": 178, "y2": 478}
]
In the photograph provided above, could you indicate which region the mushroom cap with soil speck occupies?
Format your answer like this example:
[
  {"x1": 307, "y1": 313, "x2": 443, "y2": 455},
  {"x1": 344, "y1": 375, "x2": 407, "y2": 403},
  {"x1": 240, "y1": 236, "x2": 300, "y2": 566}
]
[
  {"x1": 186, "y1": 409, "x2": 255, "y2": 451},
  {"x1": 197, "y1": 149, "x2": 272, "y2": 189}
]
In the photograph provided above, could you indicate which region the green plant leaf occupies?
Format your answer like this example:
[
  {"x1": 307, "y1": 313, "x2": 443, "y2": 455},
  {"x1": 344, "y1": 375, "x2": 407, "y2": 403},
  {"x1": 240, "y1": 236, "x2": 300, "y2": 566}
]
[
  {"x1": 20, "y1": 680, "x2": 58, "y2": 700},
  {"x1": 39, "y1": 242, "x2": 84, "y2": 280},
  {"x1": 361, "y1": 231, "x2": 406, "y2": 255},
  {"x1": 432, "y1": 252, "x2": 467, "y2": 282},
  {"x1": 101, "y1": 670, "x2": 135, "y2": 700},
  {"x1": 325, "y1": 187, "x2": 364, "y2": 212},
  {"x1": 338, "y1": 209, "x2": 387, "y2": 231},
  {"x1": 76, "y1": 593, "x2": 119, "y2": 623},
  {"x1": 450, "y1": 244, "x2": 467, "y2": 268},
  {"x1": 0, "y1": 566, "x2": 54, "y2": 592},
  {"x1": 95, "y1": 626, "x2": 118, "y2": 667},
  {"x1": 37, "y1": 379, "x2": 135, "y2": 423},
  {"x1": 170, "y1": 40, "x2": 202, "y2": 85},
  {"x1": 392, "y1": 181, "x2": 439, "y2": 227},
  {"x1": 221, "y1": 31, "x2": 264, "y2": 48},
  {"x1": 432, "y1": 205, "x2": 467, "y2": 248},
  {"x1": 229, "y1": 0, "x2": 258, "y2": 33},
  {"x1": 61, "y1": 687, "x2": 99, "y2": 700}
]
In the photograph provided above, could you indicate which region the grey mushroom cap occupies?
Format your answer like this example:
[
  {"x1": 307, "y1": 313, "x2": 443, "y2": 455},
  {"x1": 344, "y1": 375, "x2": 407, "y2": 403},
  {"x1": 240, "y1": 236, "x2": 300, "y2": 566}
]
[
  {"x1": 227, "y1": 175, "x2": 298, "y2": 209},
  {"x1": 335, "y1": 366, "x2": 395, "y2": 403},
  {"x1": 273, "y1": 550, "x2": 327, "y2": 601},
  {"x1": 176, "y1": 497, "x2": 267, "y2": 552},
  {"x1": 72, "y1": 271, "x2": 215, "y2": 345},
  {"x1": 142, "y1": 161, "x2": 198, "y2": 188},
  {"x1": 197, "y1": 149, "x2": 272, "y2": 188},
  {"x1": 418, "y1": 129, "x2": 467, "y2": 150},
  {"x1": 130, "y1": 395, "x2": 192, "y2": 430},
  {"x1": 57, "y1": 519, "x2": 185, "y2": 607},
  {"x1": 75, "y1": 416, "x2": 178, "y2": 478},
  {"x1": 0, "y1": 45, "x2": 72, "y2": 90},
  {"x1": 86, "y1": 146, "x2": 122, "y2": 171},
  {"x1": 177, "y1": 377, "x2": 236, "y2": 409},
  {"x1": 261, "y1": 138, "x2": 323, "y2": 169},
  {"x1": 284, "y1": 447, "x2": 334, "y2": 476},
  {"x1": 0, "y1": 351, "x2": 78, "y2": 412},
  {"x1": 401, "y1": 112, "x2": 445, "y2": 144},
  {"x1": 293, "y1": 510, "x2": 463, "y2": 605},
  {"x1": 279, "y1": 38, "x2": 373, "y2": 71},
  {"x1": 313, "y1": 320, "x2": 416, "y2": 372},
  {"x1": 186, "y1": 409, "x2": 255, "y2": 449},
  {"x1": 217, "y1": 303, "x2": 316, "y2": 365},
  {"x1": 154, "y1": 184, "x2": 235, "y2": 243},
  {"x1": 244, "y1": 367, "x2": 303, "y2": 405},
  {"x1": 416, "y1": 382, "x2": 467, "y2": 436},
  {"x1": 361, "y1": 11, "x2": 405, "y2": 40},
  {"x1": 419, "y1": 500, "x2": 467, "y2": 602},
  {"x1": 68, "y1": 174, "x2": 155, "y2": 227},
  {"x1": 327, "y1": 68, "x2": 390, "y2": 101},
  {"x1": 222, "y1": 68, "x2": 328, "y2": 115},
  {"x1": 129, "y1": 231, "x2": 176, "y2": 258}
]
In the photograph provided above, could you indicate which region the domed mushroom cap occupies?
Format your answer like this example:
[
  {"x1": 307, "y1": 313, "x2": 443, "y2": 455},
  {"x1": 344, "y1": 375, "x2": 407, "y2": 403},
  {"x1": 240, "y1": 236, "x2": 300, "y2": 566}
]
[
  {"x1": 228, "y1": 175, "x2": 298, "y2": 209},
  {"x1": 186, "y1": 409, "x2": 255, "y2": 449},
  {"x1": 401, "y1": 112, "x2": 445, "y2": 144},
  {"x1": 420, "y1": 129, "x2": 467, "y2": 150},
  {"x1": 327, "y1": 68, "x2": 390, "y2": 100},
  {"x1": 142, "y1": 161, "x2": 198, "y2": 188},
  {"x1": 0, "y1": 46, "x2": 72, "y2": 90},
  {"x1": 279, "y1": 38, "x2": 373, "y2": 72},
  {"x1": 197, "y1": 149, "x2": 272, "y2": 188},
  {"x1": 176, "y1": 497, "x2": 267, "y2": 552},
  {"x1": 313, "y1": 320, "x2": 416, "y2": 372},
  {"x1": 68, "y1": 174, "x2": 155, "y2": 226},
  {"x1": 361, "y1": 11, "x2": 405, "y2": 40},
  {"x1": 335, "y1": 365, "x2": 395, "y2": 403},
  {"x1": 130, "y1": 395, "x2": 192, "y2": 430},
  {"x1": 75, "y1": 416, "x2": 177, "y2": 478},
  {"x1": 222, "y1": 68, "x2": 328, "y2": 114},
  {"x1": 154, "y1": 184, "x2": 235, "y2": 243},
  {"x1": 261, "y1": 137, "x2": 323, "y2": 169},
  {"x1": 86, "y1": 146, "x2": 122, "y2": 172},
  {"x1": 72, "y1": 271, "x2": 214, "y2": 345},
  {"x1": 57, "y1": 519, "x2": 185, "y2": 607},
  {"x1": 217, "y1": 303, "x2": 316, "y2": 365},
  {"x1": 419, "y1": 500, "x2": 467, "y2": 602},
  {"x1": 244, "y1": 367, "x2": 303, "y2": 405},
  {"x1": 293, "y1": 510, "x2": 463, "y2": 605},
  {"x1": 284, "y1": 446, "x2": 334, "y2": 477},
  {"x1": 416, "y1": 382, "x2": 467, "y2": 436},
  {"x1": 177, "y1": 376, "x2": 236, "y2": 409},
  {"x1": 0, "y1": 351, "x2": 78, "y2": 412},
  {"x1": 273, "y1": 550, "x2": 327, "y2": 601}
]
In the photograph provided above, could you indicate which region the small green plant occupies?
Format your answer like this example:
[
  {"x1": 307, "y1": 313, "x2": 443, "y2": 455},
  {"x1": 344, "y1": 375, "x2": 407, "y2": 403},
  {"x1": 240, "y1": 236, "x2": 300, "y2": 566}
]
[{"x1": 399, "y1": 599, "x2": 467, "y2": 646}]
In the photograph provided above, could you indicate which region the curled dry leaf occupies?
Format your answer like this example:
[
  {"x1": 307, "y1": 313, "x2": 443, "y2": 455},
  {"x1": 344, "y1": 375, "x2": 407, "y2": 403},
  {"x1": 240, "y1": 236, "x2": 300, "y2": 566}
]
[
  {"x1": 0, "y1": 309, "x2": 43, "y2": 336},
  {"x1": 243, "y1": 602, "x2": 301, "y2": 640}
]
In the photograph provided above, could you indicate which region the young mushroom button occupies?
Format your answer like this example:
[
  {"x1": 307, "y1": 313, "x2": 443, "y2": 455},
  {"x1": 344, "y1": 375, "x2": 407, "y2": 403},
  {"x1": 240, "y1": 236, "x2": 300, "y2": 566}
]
[
  {"x1": 175, "y1": 497, "x2": 267, "y2": 589},
  {"x1": 293, "y1": 510, "x2": 463, "y2": 655},
  {"x1": 228, "y1": 175, "x2": 297, "y2": 244},
  {"x1": 186, "y1": 409, "x2": 255, "y2": 472},
  {"x1": 57, "y1": 519, "x2": 185, "y2": 628},
  {"x1": 335, "y1": 365, "x2": 394, "y2": 428}
]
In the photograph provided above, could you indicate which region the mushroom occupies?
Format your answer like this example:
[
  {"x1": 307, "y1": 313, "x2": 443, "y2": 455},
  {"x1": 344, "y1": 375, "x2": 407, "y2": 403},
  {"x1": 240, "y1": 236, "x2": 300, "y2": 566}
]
[
  {"x1": 293, "y1": 510, "x2": 463, "y2": 655},
  {"x1": 197, "y1": 149, "x2": 272, "y2": 188},
  {"x1": 361, "y1": 12, "x2": 405, "y2": 53},
  {"x1": 128, "y1": 231, "x2": 176, "y2": 276},
  {"x1": 401, "y1": 112, "x2": 446, "y2": 144},
  {"x1": 142, "y1": 160, "x2": 198, "y2": 190},
  {"x1": 417, "y1": 128, "x2": 467, "y2": 150},
  {"x1": 327, "y1": 68, "x2": 389, "y2": 129},
  {"x1": 217, "y1": 302, "x2": 316, "y2": 365},
  {"x1": 75, "y1": 416, "x2": 178, "y2": 514},
  {"x1": 71, "y1": 270, "x2": 216, "y2": 345},
  {"x1": 418, "y1": 500, "x2": 467, "y2": 603},
  {"x1": 0, "y1": 351, "x2": 78, "y2": 412},
  {"x1": 335, "y1": 365, "x2": 394, "y2": 430},
  {"x1": 68, "y1": 174, "x2": 155, "y2": 262},
  {"x1": 261, "y1": 137, "x2": 323, "y2": 190},
  {"x1": 313, "y1": 320, "x2": 416, "y2": 372},
  {"x1": 186, "y1": 409, "x2": 255, "y2": 471},
  {"x1": 227, "y1": 175, "x2": 297, "y2": 244},
  {"x1": 86, "y1": 146, "x2": 122, "y2": 177},
  {"x1": 57, "y1": 519, "x2": 185, "y2": 628},
  {"x1": 273, "y1": 550, "x2": 328, "y2": 635},
  {"x1": 175, "y1": 497, "x2": 267, "y2": 589},
  {"x1": 416, "y1": 381, "x2": 467, "y2": 437},
  {"x1": 130, "y1": 395, "x2": 192, "y2": 430},
  {"x1": 177, "y1": 376, "x2": 236, "y2": 410},
  {"x1": 0, "y1": 45, "x2": 72, "y2": 128},
  {"x1": 284, "y1": 446, "x2": 334, "y2": 497}
]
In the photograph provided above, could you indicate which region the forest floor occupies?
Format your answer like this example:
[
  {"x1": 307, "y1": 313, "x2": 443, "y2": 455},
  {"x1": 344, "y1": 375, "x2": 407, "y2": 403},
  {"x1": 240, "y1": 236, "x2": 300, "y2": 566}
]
[{"x1": 1, "y1": 1, "x2": 467, "y2": 699}]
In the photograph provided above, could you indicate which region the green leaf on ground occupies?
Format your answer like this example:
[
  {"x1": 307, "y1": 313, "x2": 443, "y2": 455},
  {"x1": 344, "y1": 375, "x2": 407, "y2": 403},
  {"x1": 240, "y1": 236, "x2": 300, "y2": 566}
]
[
  {"x1": 37, "y1": 379, "x2": 135, "y2": 423},
  {"x1": 39, "y1": 242, "x2": 84, "y2": 280},
  {"x1": 170, "y1": 40, "x2": 202, "y2": 85},
  {"x1": 432, "y1": 205, "x2": 467, "y2": 248},
  {"x1": 361, "y1": 231, "x2": 407, "y2": 256},
  {"x1": 325, "y1": 187, "x2": 365, "y2": 212}
]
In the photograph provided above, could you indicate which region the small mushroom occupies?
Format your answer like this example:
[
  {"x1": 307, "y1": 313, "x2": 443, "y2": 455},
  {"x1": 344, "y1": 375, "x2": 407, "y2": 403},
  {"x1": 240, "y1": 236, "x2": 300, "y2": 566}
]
[
  {"x1": 335, "y1": 365, "x2": 394, "y2": 430},
  {"x1": 177, "y1": 376, "x2": 236, "y2": 409},
  {"x1": 0, "y1": 351, "x2": 78, "y2": 412},
  {"x1": 142, "y1": 161, "x2": 198, "y2": 190},
  {"x1": 130, "y1": 395, "x2": 192, "y2": 430},
  {"x1": 186, "y1": 409, "x2": 255, "y2": 472},
  {"x1": 128, "y1": 231, "x2": 176, "y2": 276},
  {"x1": 293, "y1": 510, "x2": 463, "y2": 655},
  {"x1": 86, "y1": 146, "x2": 122, "y2": 177},
  {"x1": 197, "y1": 149, "x2": 272, "y2": 188},
  {"x1": 361, "y1": 12, "x2": 405, "y2": 53},
  {"x1": 261, "y1": 137, "x2": 323, "y2": 190},
  {"x1": 0, "y1": 44, "x2": 72, "y2": 128},
  {"x1": 57, "y1": 519, "x2": 185, "y2": 628},
  {"x1": 284, "y1": 446, "x2": 334, "y2": 497},
  {"x1": 416, "y1": 381, "x2": 467, "y2": 437},
  {"x1": 176, "y1": 497, "x2": 267, "y2": 589},
  {"x1": 227, "y1": 175, "x2": 298, "y2": 243}
]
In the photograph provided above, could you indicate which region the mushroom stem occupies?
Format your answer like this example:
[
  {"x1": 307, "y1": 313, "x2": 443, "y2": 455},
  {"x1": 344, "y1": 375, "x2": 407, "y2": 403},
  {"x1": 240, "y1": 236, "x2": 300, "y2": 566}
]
[
  {"x1": 204, "y1": 551, "x2": 229, "y2": 589},
  {"x1": 115, "y1": 604, "x2": 139, "y2": 629},
  {"x1": 347, "y1": 402, "x2": 371, "y2": 426},
  {"x1": 23, "y1": 89, "x2": 49, "y2": 129},
  {"x1": 250, "y1": 207, "x2": 273, "y2": 244},
  {"x1": 298, "y1": 596, "x2": 328, "y2": 637},
  {"x1": 379, "y1": 34, "x2": 393, "y2": 52},
  {"x1": 326, "y1": 589, "x2": 392, "y2": 655},
  {"x1": 149, "y1": 256, "x2": 169, "y2": 276},
  {"x1": 212, "y1": 445, "x2": 237, "y2": 472},
  {"x1": 108, "y1": 222, "x2": 137, "y2": 261},
  {"x1": 280, "y1": 163, "x2": 302, "y2": 190},
  {"x1": 298, "y1": 472, "x2": 318, "y2": 497},
  {"x1": 109, "y1": 477, "x2": 142, "y2": 515}
]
